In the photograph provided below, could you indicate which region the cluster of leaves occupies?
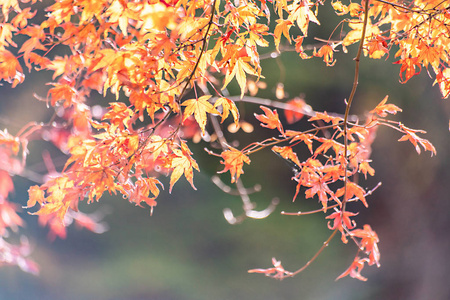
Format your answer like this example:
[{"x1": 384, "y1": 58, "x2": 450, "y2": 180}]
[
  {"x1": 247, "y1": 96, "x2": 434, "y2": 280},
  {"x1": 0, "y1": 0, "x2": 445, "y2": 281}
]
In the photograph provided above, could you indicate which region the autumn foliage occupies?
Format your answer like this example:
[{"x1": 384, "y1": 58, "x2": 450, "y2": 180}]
[{"x1": 0, "y1": 0, "x2": 446, "y2": 281}]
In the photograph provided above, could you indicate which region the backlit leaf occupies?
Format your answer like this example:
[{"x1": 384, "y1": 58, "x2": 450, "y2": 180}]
[
  {"x1": 219, "y1": 147, "x2": 251, "y2": 183},
  {"x1": 182, "y1": 95, "x2": 219, "y2": 134}
]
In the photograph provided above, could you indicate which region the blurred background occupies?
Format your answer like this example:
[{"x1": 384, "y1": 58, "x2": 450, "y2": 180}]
[{"x1": 1, "y1": 2, "x2": 450, "y2": 300}]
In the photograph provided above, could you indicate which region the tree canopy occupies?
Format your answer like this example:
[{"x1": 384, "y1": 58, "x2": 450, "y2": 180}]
[{"x1": 0, "y1": 0, "x2": 448, "y2": 282}]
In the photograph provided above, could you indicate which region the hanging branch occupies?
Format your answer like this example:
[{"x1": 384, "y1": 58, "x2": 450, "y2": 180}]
[{"x1": 209, "y1": 115, "x2": 279, "y2": 224}]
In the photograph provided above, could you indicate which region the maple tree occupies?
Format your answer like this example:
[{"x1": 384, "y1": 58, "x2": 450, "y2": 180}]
[{"x1": 0, "y1": 0, "x2": 447, "y2": 283}]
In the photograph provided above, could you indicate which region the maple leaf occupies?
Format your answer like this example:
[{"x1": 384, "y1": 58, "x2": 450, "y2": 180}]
[
  {"x1": 102, "y1": 102, "x2": 134, "y2": 130},
  {"x1": 343, "y1": 19, "x2": 380, "y2": 46},
  {"x1": 358, "y1": 160, "x2": 375, "y2": 178},
  {"x1": 47, "y1": 83, "x2": 76, "y2": 107},
  {"x1": 272, "y1": 146, "x2": 301, "y2": 167},
  {"x1": 129, "y1": 177, "x2": 163, "y2": 215},
  {"x1": 394, "y1": 56, "x2": 422, "y2": 83},
  {"x1": 219, "y1": 146, "x2": 251, "y2": 183},
  {"x1": 331, "y1": 1, "x2": 348, "y2": 15},
  {"x1": 11, "y1": 7, "x2": 36, "y2": 29},
  {"x1": 293, "y1": 36, "x2": 310, "y2": 59},
  {"x1": 223, "y1": 58, "x2": 259, "y2": 98},
  {"x1": 0, "y1": 50, "x2": 24, "y2": 87},
  {"x1": 304, "y1": 177, "x2": 336, "y2": 211},
  {"x1": 370, "y1": 96, "x2": 402, "y2": 117},
  {"x1": 213, "y1": 97, "x2": 240, "y2": 126},
  {"x1": 286, "y1": 131, "x2": 314, "y2": 153},
  {"x1": 288, "y1": 0, "x2": 320, "y2": 36},
  {"x1": 27, "y1": 52, "x2": 52, "y2": 71},
  {"x1": 336, "y1": 257, "x2": 369, "y2": 281},
  {"x1": 18, "y1": 25, "x2": 47, "y2": 57},
  {"x1": 182, "y1": 95, "x2": 219, "y2": 134},
  {"x1": 314, "y1": 44, "x2": 335, "y2": 66},
  {"x1": 326, "y1": 210, "x2": 357, "y2": 243},
  {"x1": 169, "y1": 144, "x2": 199, "y2": 193},
  {"x1": 314, "y1": 138, "x2": 342, "y2": 156},
  {"x1": 274, "y1": 19, "x2": 293, "y2": 51},
  {"x1": 26, "y1": 185, "x2": 45, "y2": 208},
  {"x1": 308, "y1": 112, "x2": 343, "y2": 125},
  {"x1": 398, "y1": 124, "x2": 436, "y2": 156},
  {"x1": 0, "y1": 23, "x2": 17, "y2": 48},
  {"x1": 365, "y1": 36, "x2": 388, "y2": 59},
  {"x1": 254, "y1": 105, "x2": 284, "y2": 134},
  {"x1": 1, "y1": 0, "x2": 21, "y2": 22},
  {"x1": 348, "y1": 3, "x2": 362, "y2": 17},
  {"x1": 434, "y1": 68, "x2": 450, "y2": 99},
  {"x1": 417, "y1": 41, "x2": 442, "y2": 69},
  {"x1": 335, "y1": 181, "x2": 368, "y2": 207},
  {"x1": 350, "y1": 224, "x2": 380, "y2": 267}
]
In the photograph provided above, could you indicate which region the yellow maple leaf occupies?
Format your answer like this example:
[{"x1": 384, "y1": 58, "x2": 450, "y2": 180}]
[
  {"x1": 288, "y1": 0, "x2": 320, "y2": 37},
  {"x1": 214, "y1": 97, "x2": 240, "y2": 126},
  {"x1": 182, "y1": 95, "x2": 219, "y2": 133},
  {"x1": 274, "y1": 19, "x2": 293, "y2": 51},
  {"x1": 169, "y1": 148, "x2": 199, "y2": 193},
  {"x1": 343, "y1": 20, "x2": 380, "y2": 46}
]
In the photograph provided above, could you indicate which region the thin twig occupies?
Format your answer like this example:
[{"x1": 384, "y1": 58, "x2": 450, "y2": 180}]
[
  {"x1": 283, "y1": 0, "x2": 371, "y2": 279},
  {"x1": 342, "y1": 0, "x2": 370, "y2": 208}
]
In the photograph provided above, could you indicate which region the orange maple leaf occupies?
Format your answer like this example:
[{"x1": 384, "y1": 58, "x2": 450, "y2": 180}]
[
  {"x1": 0, "y1": 50, "x2": 24, "y2": 87},
  {"x1": 129, "y1": 177, "x2": 163, "y2": 215},
  {"x1": 219, "y1": 146, "x2": 251, "y2": 183},
  {"x1": 394, "y1": 56, "x2": 422, "y2": 83},
  {"x1": 254, "y1": 105, "x2": 284, "y2": 134},
  {"x1": 358, "y1": 160, "x2": 375, "y2": 178},
  {"x1": 336, "y1": 257, "x2": 369, "y2": 281},
  {"x1": 365, "y1": 35, "x2": 388, "y2": 59},
  {"x1": 314, "y1": 44, "x2": 336, "y2": 66},
  {"x1": 326, "y1": 210, "x2": 357, "y2": 243},
  {"x1": 308, "y1": 112, "x2": 343, "y2": 125},
  {"x1": 272, "y1": 146, "x2": 301, "y2": 167},
  {"x1": 303, "y1": 177, "x2": 336, "y2": 210},
  {"x1": 350, "y1": 224, "x2": 380, "y2": 267},
  {"x1": 47, "y1": 83, "x2": 76, "y2": 107},
  {"x1": 286, "y1": 131, "x2": 314, "y2": 154},
  {"x1": 335, "y1": 181, "x2": 368, "y2": 207},
  {"x1": 434, "y1": 68, "x2": 450, "y2": 99},
  {"x1": 370, "y1": 96, "x2": 402, "y2": 117},
  {"x1": 398, "y1": 123, "x2": 436, "y2": 156}
]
